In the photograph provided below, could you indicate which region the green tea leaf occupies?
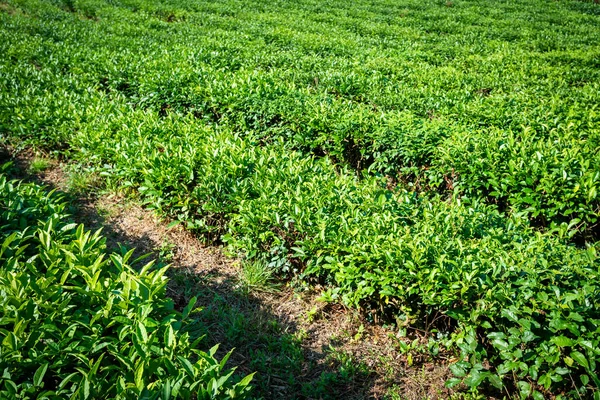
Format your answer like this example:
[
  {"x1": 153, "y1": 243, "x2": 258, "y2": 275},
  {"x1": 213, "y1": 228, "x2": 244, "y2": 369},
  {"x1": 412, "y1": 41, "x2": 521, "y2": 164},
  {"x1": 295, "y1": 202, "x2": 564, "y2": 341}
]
[
  {"x1": 33, "y1": 363, "x2": 48, "y2": 387},
  {"x1": 571, "y1": 351, "x2": 589, "y2": 369}
]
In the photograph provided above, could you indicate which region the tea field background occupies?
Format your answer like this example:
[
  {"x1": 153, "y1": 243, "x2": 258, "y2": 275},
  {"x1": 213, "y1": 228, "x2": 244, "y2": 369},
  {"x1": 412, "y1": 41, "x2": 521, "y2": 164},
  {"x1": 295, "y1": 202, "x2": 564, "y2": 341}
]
[{"x1": 1, "y1": 0, "x2": 599, "y2": 398}]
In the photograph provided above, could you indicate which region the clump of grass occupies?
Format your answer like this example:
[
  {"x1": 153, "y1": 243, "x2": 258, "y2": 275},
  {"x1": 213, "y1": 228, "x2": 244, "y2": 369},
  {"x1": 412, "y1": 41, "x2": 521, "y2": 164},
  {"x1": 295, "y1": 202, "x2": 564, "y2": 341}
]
[
  {"x1": 301, "y1": 347, "x2": 372, "y2": 399},
  {"x1": 238, "y1": 261, "x2": 279, "y2": 295},
  {"x1": 28, "y1": 157, "x2": 51, "y2": 173},
  {"x1": 66, "y1": 168, "x2": 102, "y2": 195}
]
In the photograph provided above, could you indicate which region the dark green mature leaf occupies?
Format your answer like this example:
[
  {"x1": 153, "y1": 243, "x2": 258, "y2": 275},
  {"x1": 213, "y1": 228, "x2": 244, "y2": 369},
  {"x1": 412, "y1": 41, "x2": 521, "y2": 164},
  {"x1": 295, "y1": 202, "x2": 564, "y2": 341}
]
[
  {"x1": 445, "y1": 378, "x2": 462, "y2": 389},
  {"x1": 449, "y1": 363, "x2": 466, "y2": 378},
  {"x1": 464, "y1": 370, "x2": 487, "y2": 388},
  {"x1": 182, "y1": 297, "x2": 197, "y2": 320}
]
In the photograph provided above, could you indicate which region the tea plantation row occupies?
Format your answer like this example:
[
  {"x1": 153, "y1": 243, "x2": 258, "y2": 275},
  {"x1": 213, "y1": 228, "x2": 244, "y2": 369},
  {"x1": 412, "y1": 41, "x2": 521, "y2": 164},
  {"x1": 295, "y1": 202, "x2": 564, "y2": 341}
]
[
  {"x1": 0, "y1": 171, "x2": 253, "y2": 398},
  {"x1": 2, "y1": 0, "x2": 600, "y2": 235},
  {"x1": 1, "y1": 0, "x2": 600, "y2": 397},
  {"x1": 69, "y1": 108, "x2": 600, "y2": 397}
]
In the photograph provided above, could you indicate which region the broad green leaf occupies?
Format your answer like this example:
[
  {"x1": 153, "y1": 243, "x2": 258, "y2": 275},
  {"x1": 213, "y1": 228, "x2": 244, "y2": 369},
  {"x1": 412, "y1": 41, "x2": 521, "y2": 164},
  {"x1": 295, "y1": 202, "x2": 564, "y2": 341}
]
[
  {"x1": 33, "y1": 363, "x2": 48, "y2": 387},
  {"x1": 571, "y1": 351, "x2": 589, "y2": 369},
  {"x1": 177, "y1": 356, "x2": 195, "y2": 378},
  {"x1": 136, "y1": 322, "x2": 148, "y2": 344},
  {"x1": 449, "y1": 363, "x2": 466, "y2": 378},
  {"x1": 445, "y1": 378, "x2": 462, "y2": 388}
]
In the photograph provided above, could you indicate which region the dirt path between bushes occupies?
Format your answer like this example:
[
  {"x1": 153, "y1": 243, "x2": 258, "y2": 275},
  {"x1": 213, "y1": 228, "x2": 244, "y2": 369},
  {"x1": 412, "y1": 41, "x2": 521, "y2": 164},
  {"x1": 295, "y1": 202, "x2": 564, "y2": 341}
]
[{"x1": 7, "y1": 149, "x2": 453, "y2": 400}]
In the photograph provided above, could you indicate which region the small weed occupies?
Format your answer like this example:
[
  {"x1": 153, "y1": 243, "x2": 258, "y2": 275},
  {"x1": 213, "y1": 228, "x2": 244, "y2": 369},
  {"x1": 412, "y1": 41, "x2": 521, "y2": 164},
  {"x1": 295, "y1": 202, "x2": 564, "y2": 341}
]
[
  {"x1": 303, "y1": 305, "x2": 320, "y2": 323},
  {"x1": 302, "y1": 347, "x2": 372, "y2": 399},
  {"x1": 238, "y1": 261, "x2": 279, "y2": 295},
  {"x1": 156, "y1": 239, "x2": 176, "y2": 262},
  {"x1": 385, "y1": 363, "x2": 457, "y2": 400},
  {"x1": 353, "y1": 324, "x2": 365, "y2": 341},
  {"x1": 66, "y1": 168, "x2": 102, "y2": 195},
  {"x1": 95, "y1": 203, "x2": 119, "y2": 219},
  {"x1": 169, "y1": 267, "x2": 203, "y2": 304},
  {"x1": 28, "y1": 157, "x2": 51, "y2": 173},
  {"x1": 293, "y1": 328, "x2": 308, "y2": 342}
]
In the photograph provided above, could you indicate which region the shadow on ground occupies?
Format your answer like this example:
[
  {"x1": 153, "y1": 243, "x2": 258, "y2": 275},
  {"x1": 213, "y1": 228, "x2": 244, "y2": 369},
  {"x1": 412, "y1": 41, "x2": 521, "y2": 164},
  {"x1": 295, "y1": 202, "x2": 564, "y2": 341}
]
[{"x1": 3, "y1": 155, "x2": 381, "y2": 400}]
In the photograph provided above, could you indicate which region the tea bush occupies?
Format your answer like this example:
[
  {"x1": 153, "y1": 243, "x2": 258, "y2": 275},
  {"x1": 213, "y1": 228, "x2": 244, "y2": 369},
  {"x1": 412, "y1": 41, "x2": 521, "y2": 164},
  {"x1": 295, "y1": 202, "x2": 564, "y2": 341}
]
[
  {"x1": 71, "y1": 112, "x2": 600, "y2": 397},
  {"x1": 0, "y1": 174, "x2": 253, "y2": 399},
  {"x1": 1, "y1": 0, "x2": 599, "y2": 234},
  {"x1": 2, "y1": 0, "x2": 600, "y2": 396}
]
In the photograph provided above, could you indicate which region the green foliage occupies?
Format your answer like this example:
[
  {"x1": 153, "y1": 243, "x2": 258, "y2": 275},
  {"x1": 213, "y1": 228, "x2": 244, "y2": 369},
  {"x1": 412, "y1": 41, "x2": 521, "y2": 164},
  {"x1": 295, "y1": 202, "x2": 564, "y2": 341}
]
[
  {"x1": 431, "y1": 125, "x2": 600, "y2": 235},
  {"x1": 302, "y1": 348, "x2": 371, "y2": 399},
  {"x1": 2, "y1": 0, "x2": 600, "y2": 397},
  {"x1": 1, "y1": 0, "x2": 599, "y2": 235},
  {"x1": 0, "y1": 174, "x2": 253, "y2": 399},
  {"x1": 65, "y1": 166, "x2": 103, "y2": 196},
  {"x1": 63, "y1": 112, "x2": 600, "y2": 396},
  {"x1": 238, "y1": 261, "x2": 279, "y2": 295},
  {"x1": 28, "y1": 157, "x2": 51, "y2": 173}
]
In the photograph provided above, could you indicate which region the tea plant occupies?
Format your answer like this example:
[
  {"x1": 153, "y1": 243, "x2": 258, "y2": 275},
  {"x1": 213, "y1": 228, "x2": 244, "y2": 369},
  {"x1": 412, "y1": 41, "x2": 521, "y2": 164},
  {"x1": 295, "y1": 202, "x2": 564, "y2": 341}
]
[
  {"x1": 3, "y1": 0, "x2": 599, "y2": 235},
  {"x1": 0, "y1": 174, "x2": 253, "y2": 399},
  {"x1": 2, "y1": 0, "x2": 600, "y2": 396},
  {"x1": 67, "y1": 114, "x2": 600, "y2": 396}
]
